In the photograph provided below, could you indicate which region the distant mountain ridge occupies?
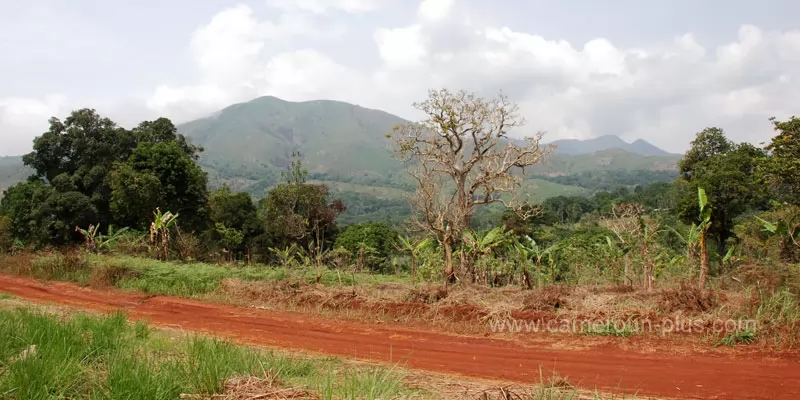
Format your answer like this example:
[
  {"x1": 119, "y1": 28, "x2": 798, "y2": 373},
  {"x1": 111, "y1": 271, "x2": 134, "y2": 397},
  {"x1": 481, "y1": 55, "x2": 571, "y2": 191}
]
[{"x1": 547, "y1": 135, "x2": 677, "y2": 156}]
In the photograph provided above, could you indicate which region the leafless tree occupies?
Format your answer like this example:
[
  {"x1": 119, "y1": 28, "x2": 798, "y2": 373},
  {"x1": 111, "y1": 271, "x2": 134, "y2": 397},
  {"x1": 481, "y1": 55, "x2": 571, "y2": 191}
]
[{"x1": 389, "y1": 89, "x2": 553, "y2": 284}]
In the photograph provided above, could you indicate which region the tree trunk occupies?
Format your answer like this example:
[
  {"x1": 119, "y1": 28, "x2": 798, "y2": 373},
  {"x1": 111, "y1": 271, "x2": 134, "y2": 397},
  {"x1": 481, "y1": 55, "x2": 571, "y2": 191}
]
[
  {"x1": 623, "y1": 253, "x2": 630, "y2": 285},
  {"x1": 411, "y1": 253, "x2": 417, "y2": 286},
  {"x1": 699, "y1": 231, "x2": 708, "y2": 289},
  {"x1": 642, "y1": 244, "x2": 653, "y2": 292},
  {"x1": 443, "y1": 241, "x2": 455, "y2": 285},
  {"x1": 522, "y1": 265, "x2": 533, "y2": 290}
]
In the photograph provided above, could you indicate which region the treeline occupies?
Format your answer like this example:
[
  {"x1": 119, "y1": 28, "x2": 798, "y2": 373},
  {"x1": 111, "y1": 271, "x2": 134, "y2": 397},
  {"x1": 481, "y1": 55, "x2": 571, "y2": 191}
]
[
  {"x1": 538, "y1": 169, "x2": 678, "y2": 191},
  {"x1": 1, "y1": 105, "x2": 799, "y2": 292},
  {"x1": 0, "y1": 110, "x2": 349, "y2": 263}
]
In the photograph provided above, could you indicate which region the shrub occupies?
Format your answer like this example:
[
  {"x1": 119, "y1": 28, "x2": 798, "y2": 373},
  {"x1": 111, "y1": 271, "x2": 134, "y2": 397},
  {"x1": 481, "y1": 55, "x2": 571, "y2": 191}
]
[{"x1": 334, "y1": 223, "x2": 398, "y2": 267}]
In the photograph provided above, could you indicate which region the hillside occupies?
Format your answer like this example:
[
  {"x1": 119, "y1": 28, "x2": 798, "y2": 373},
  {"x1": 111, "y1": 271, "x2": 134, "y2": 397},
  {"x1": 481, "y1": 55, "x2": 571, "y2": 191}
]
[
  {"x1": 530, "y1": 149, "x2": 680, "y2": 177},
  {"x1": 180, "y1": 96, "x2": 677, "y2": 192},
  {"x1": 547, "y1": 135, "x2": 677, "y2": 156},
  {"x1": 1, "y1": 96, "x2": 680, "y2": 222},
  {"x1": 0, "y1": 156, "x2": 32, "y2": 196},
  {"x1": 179, "y1": 96, "x2": 408, "y2": 192}
]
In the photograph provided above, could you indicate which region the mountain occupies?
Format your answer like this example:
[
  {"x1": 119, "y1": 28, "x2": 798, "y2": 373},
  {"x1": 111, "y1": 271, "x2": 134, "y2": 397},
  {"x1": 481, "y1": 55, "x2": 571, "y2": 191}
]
[
  {"x1": 1, "y1": 96, "x2": 681, "y2": 222},
  {"x1": 179, "y1": 96, "x2": 408, "y2": 189},
  {"x1": 0, "y1": 156, "x2": 32, "y2": 196},
  {"x1": 530, "y1": 148, "x2": 680, "y2": 177},
  {"x1": 548, "y1": 135, "x2": 676, "y2": 156}
]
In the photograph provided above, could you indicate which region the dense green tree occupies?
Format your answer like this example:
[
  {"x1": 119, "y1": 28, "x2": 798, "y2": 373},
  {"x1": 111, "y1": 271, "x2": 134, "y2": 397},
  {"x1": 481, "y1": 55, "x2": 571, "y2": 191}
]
[
  {"x1": 259, "y1": 183, "x2": 346, "y2": 253},
  {"x1": 760, "y1": 116, "x2": 800, "y2": 204},
  {"x1": 207, "y1": 185, "x2": 260, "y2": 257},
  {"x1": 208, "y1": 185, "x2": 259, "y2": 234},
  {"x1": 108, "y1": 164, "x2": 164, "y2": 229},
  {"x1": 18, "y1": 110, "x2": 207, "y2": 241},
  {"x1": 124, "y1": 140, "x2": 208, "y2": 230},
  {"x1": 676, "y1": 128, "x2": 768, "y2": 257},
  {"x1": 0, "y1": 179, "x2": 54, "y2": 243},
  {"x1": 22, "y1": 110, "x2": 134, "y2": 227},
  {"x1": 131, "y1": 118, "x2": 202, "y2": 158},
  {"x1": 37, "y1": 191, "x2": 98, "y2": 244},
  {"x1": 678, "y1": 127, "x2": 734, "y2": 180},
  {"x1": 334, "y1": 222, "x2": 399, "y2": 262}
]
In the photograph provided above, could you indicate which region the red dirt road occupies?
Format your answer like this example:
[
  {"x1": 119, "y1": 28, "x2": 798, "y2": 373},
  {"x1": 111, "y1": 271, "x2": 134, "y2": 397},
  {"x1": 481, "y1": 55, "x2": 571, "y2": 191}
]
[{"x1": 1, "y1": 275, "x2": 798, "y2": 400}]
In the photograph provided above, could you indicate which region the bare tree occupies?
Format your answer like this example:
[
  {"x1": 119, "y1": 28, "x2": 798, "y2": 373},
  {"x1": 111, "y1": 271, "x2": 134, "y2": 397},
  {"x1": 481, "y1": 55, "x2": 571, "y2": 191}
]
[{"x1": 389, "y1": 89, "x2": 553, "y2": 284}]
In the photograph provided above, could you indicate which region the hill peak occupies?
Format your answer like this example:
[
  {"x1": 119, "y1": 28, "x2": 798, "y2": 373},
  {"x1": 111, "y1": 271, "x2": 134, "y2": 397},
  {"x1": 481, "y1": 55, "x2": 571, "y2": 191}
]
[{"x1": 548, "y1": 135, "x2": 674, "y2": 156}]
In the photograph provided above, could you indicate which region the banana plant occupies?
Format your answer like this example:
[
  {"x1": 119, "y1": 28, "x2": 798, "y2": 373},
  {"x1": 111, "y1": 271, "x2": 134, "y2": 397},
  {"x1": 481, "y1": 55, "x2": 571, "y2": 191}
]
[
  {"x1": 76, "y1": 224, "x2": 130, "y2": 253},
  {"x1": 514, "y1": 235, "x2": 562, "y2": 287},
  {"x1": 396, "y1": 236, "x2": 433, "y2": 285},
  {"x1": 149, "y1": 208, "x2": 179, "y2": 260},
  {"x1": 755, "y1": 214, "x2": 800, "y2": 250},
  {"x1": 463, "y1": 226, "x2": 514, "y2": 283},
  {"x1": 75, "y1": 224, "x2": 100, "y2": 252},
  {"x1": 269, "y1": 243, "x2": 300, "y2": 268},
  {"x1": 462, "y1": 226, "x2": 513, "y2": 256}
]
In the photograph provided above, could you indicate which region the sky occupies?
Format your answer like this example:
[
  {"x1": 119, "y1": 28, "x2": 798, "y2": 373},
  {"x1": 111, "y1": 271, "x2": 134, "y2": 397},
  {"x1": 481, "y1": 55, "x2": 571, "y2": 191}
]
[{"x1": 1, "y1": 0, "x2": 799, "y2": 156}]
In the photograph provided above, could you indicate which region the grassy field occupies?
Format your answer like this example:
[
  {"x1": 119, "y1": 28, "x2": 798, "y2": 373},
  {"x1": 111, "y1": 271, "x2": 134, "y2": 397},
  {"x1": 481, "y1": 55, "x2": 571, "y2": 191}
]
[
  {"x1": 0, "y1": 305, "x2": 412, "y2": 400},
  {"x1": 0, "y1": 295, "x2": 621, "y2": 400}
]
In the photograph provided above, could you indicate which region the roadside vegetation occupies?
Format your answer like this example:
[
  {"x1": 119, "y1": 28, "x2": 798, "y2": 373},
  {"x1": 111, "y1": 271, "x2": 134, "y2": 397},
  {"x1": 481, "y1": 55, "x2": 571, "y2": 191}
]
[
  {"x1": 0, "y1": 89, "x2": 798, "y2": 353},
  {"x1": 0, "y1": 297, "x2": 639, "y2": 400},
  {"x1": 0, "y1": 306, "x2": 414, "y2": 400}
]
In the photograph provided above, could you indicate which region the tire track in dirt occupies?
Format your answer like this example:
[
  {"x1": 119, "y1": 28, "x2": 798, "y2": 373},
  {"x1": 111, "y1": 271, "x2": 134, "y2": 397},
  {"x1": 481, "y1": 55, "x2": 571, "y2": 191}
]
[{"x1": 1, "y1": 274, "x2": 798, "y2": 400}]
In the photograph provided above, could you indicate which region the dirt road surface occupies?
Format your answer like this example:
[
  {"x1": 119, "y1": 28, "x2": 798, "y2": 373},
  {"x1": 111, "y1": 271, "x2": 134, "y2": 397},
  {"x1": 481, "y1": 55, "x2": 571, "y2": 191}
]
[{"x1": 1, "y1": 275, "x2": 798, "y2": 400}]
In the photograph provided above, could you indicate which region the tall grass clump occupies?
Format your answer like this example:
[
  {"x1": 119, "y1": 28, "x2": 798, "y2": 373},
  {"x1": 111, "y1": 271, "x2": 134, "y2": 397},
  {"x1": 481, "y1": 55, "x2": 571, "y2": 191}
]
[
  {"x1": 0, "y1": 308, "x2": 413, "y2": 400},
  {"x1": 753, "y1": 287, "x2": 800, "y2": 348},
  {"x1": 27, "y1": 252, "x2": 90, "y2": 282}
]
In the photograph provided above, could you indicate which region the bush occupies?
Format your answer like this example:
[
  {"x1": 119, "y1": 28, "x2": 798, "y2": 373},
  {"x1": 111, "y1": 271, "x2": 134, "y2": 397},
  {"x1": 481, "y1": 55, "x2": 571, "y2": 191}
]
[{"x1": 334, "y1": 223, "x2": 399, "y2": 269}]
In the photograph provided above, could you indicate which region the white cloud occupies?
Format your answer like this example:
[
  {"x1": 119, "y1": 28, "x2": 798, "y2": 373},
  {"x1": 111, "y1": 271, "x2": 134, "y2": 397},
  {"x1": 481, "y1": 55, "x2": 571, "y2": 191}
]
[
  {"x1": 142, "y1": 2, "x2": 800, "y2": 153},
  {"x1": 146, "y1": 5, "x2": 360, "y2": 122},
  {"x1": 418, "y1": 0, "x2": 454, "y2": 20},
  {"x1": 266, "y1": 0, "x2": 379, "y2": 14},
  {"x1": 374, "y1": 25, "x2": 427, "y2": 68},
  {"x1": 0, "y1": 94, "x2": 66, "y2": 156}
]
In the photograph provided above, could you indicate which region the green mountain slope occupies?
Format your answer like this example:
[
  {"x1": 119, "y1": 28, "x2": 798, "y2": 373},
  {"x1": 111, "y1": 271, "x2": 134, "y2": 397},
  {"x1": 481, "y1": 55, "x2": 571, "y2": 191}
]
[
  {"x1": 0, "y1": 156, "x2": 32, "y2": 196},
  {"x1": 179, "y1": 96, "x2": 408, "y2": 193},
  {"x1": 531, "y1": 149, "x2": 680, "y2": 177},
  {"x1": 1, "y1": 96, "x2": 680, "y2": 224}
]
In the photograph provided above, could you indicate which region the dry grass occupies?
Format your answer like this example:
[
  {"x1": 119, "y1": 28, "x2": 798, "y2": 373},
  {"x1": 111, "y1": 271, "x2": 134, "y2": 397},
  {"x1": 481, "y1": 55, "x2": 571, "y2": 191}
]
[
  {"x1": 180, "y1": 373, "x2": 319, "y2": 400},
  {"x1": 656, "y1": 282, "x2": 725, "y2": 313}
]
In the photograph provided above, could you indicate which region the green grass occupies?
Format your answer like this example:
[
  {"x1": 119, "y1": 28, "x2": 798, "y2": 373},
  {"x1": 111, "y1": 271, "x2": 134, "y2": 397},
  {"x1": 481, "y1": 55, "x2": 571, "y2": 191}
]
[
  {"x1": 6, "y1": 253, "x2": 411, "y2": 298},
  {"x1": 0, "y1": 307, "x2": 413, "y2": 400},
  {"x1": 0, "y1": 293, "x2": 15, "y2": 300},
  {"x1": 751, "y1": 287, "x2": 800, "y2": 348},
  {"x1": 714, "y1": 329, "x2": 757, "y2": 347}
]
